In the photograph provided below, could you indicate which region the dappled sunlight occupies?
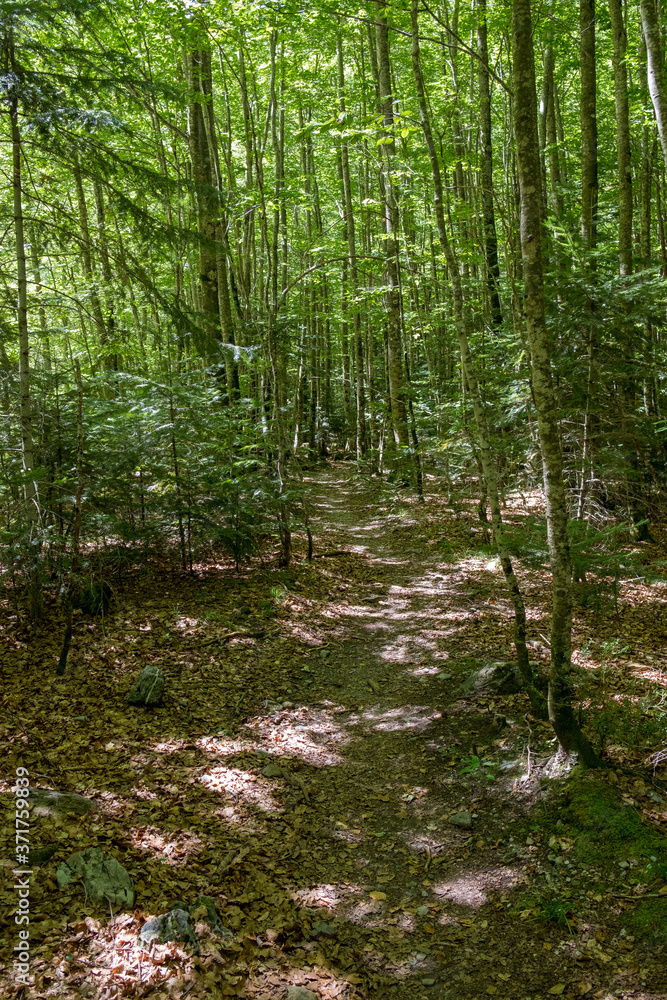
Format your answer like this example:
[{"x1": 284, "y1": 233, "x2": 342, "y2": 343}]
[
  {"x1": 434, "y1": 865, "x2": 526, "y2": 909},
  {"x1": 199, "y1": 768, "x2": 281, "y2": 812},
  {"x1": 151, "y1": 738, "x2": 196, "y2": 755},
  {"x1": 293, "y1": 884, "x2": 347, "y2": 908},
  {"x1": 196, "y1": 734, "x2": 260, "y2": 756},
  {"x1": 244, "y1": 705, "x2": 350, "y2": 765},
  {"x1": 331, "y1": 820, "x2": 364, "y2": 844},
  {"x1": 407, "y1": 664, "x2": 442, "y2": 677},
  {"x1": 349, "y1": 704, "x2": 441, "y2": 732},
  {"x1": 127, "y1": 825, "x2": 204, "y2": 864},
  {"x1": 402, "y1": 828, "x2": 453, "y2": 855}
]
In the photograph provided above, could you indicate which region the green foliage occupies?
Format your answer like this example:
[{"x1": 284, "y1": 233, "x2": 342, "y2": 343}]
[
  {"x1": 517, "y1": 892, "x2": 575, "y2": 933},
  {"x1": 459, "y1": 754, "x2": 495, "y2": 780}
]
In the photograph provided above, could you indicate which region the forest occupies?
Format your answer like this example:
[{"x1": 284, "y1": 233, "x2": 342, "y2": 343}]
[{"x1": 1, "y1": 0, "x2": 667, "y2": 997}]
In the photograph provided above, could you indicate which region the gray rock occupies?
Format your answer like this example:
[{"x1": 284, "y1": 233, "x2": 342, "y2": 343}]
[
  {"x1": 57, "y1": 847, "x2": 134, "y2": 908},
  {"x1": 126, "y1": 665, "x2": 165, "y2": 707},
  {"x1": 139, "y1": 908, "x2": 198, "y2": 952},
  {"x1": 449, "y1": 810, "x2": 472, "y2": 829},
  {"x1": 286, "y1": 988, "x2": 319, "y2": 1000},
  {"x1": 461, "y1": 661, "x2": 524, "y2": 697},
  {"x1": 28, "y1": 788, "x2": 97, "y2": 817}
]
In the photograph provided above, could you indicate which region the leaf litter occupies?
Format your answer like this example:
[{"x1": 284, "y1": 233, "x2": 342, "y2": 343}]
[{"x1": 0, "y1": 466, "x2": 666, "y2": 998}]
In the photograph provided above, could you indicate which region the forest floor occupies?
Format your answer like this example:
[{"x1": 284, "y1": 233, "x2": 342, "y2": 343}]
[{"x1": 1, "y1": 465, "x2": 667, "y2": 1000}]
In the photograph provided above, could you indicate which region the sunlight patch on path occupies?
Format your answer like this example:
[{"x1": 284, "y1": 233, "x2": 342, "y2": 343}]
[
  {"x1": 244, "y1": 705, "x2": 351, "y2": 766},
  {"x1": 433, "y1": 865, "x2": 526, "y2": 909},
  {"x1": 199, "y1": 768, "x2": 281, "y2": 812},
  {"x1": 347, "y1": 704, "x2": 441, "y2": 733}
]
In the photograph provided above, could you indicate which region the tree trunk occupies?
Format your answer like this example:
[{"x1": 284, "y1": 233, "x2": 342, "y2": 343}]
[
  {"x1": 72, "y1": 160, "x2": 110, "y2": 366},
  {"x1": 578, "y1": 0, "x2": 598, "y2": 518},
  {"x1": 608, "y1": 0, "x2": 633, "y2": 277},
  {"x1": 338, "y1": 29, "x2": 367, "y2": 461},
  {"x1": 512, "y1": 0, "x2": 601, "y2": 765},
  {"x1": 411, "y1": 0, "x2": 546, "y2": 717},
  {"x1": 374, "y1": 2, "x2": 410, "y2": 464},
  {"x1": 476, "y1": 0, "x2": 503, "y2": 329},
  {"x1": 9, "y1": 87, "x2": 36, "y2": 513},
  {"x1": 641, "y1": 0, "x2": 667, "y2": 171}
]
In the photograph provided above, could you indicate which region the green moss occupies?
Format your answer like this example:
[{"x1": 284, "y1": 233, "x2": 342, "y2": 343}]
[
  {"x1": 564, "y1": 778, "x2": 665, "y2": 865},
  {"x1": 626, "y1": 897, "x2": 667, "y2": 943}
]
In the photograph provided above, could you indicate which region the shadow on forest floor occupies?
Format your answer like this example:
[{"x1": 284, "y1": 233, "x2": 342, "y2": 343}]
[{"x1": 1, "y1": 464, "x2": 667, "y2": 999}]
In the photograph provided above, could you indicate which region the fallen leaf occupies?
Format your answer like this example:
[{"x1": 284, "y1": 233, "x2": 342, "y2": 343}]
[
  {"x1": 548, "y1": 986, "x2": 566, "y2": 996},
  {"x1": 369, "y1": 891, "x2": 386, "y2": 901}
]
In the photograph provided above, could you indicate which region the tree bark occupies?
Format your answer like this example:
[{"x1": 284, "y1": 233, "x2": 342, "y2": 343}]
[
  {"x1": 411, "y1": 0, "x2": 546, "y2": 717},
  {"x1": 608, "y1": 0, "x2": 633, "y2": 277},
  {"x1": 338, "y1": 29, "x2": 367, "y2": 461},
  {"x1": 640, "y1": 0, "x2": 667, "y2": 171},
  {"x1": 578, "y1": 0, "x2": 598, "y2": 518},
  {"x1": 476, "y1": 0, "x2": 503, "y2": 329},
  {"x1": 9, "y1": 55, "x2": 37, "y2": 523},
  {"x1": 580, "y1": 0, "x2": 598, "y2": 251},
  {"x1": 374, "y1": 2, "x2": 410, "y2": 462},
  {"x1": 512, "y1": 0, "x2": 601, "y2": 765}
]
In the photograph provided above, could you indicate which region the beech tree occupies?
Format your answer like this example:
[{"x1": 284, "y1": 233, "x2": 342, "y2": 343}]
[{"x1": 2, "y1": 0, "x2": 667, "y2": 761}]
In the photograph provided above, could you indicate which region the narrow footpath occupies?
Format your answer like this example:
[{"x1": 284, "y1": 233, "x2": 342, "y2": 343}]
[{"x1": 3, "y1": 468, "x2": 665, "y2": 1000}]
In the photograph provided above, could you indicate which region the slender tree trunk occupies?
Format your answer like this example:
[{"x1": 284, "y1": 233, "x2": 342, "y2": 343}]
[
  {"x1": 641, "y1": 0, "x2": 667, "y2": 171},
  {"x1": 581, "y1": 0, "x2": 598, "y2": 251},
  {"x1": 7, "y1": 38, "x2": 39, "y2": 584},
  {"x1": 338, "y1": 29, "x2": 367, "y2": 461},
  {"x1": 476, "y1": 0, "x2": 503, "y2": 329},
  {"x1": 609, "y1": 0, "x2": 633, "y2": 277},
  {"x1": 543, "y1": 45, "x2": 562, "y2": 216},
  {"x1": 92, "y1": 180, "x2": 120, "y2": 371},
  {"x1": 72, "y1": 160, "x2": 109, "y2": 366},
  {"x1": 513, "y1": 0, "x2": 600, "y2": 765},
  {"x1": 411, "y1": 0, "x2": 546, "y2": 716},
  {"x1": 578, "y1": 0, "x2": 598, "y2": 518},
  {"x1": 374, "y1": 2, "x2": 411, "y2": 464}
]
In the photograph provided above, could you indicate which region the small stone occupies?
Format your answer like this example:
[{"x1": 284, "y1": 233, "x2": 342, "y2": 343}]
[
  {"x1": 57, "y1": 847, "x2": 134, "y2": 908},
  {"x1": 262, "y1": 763, "x2": 284, "y2": 778},
  {"x1": 27, "y1": 788, "x2": 97, "y2": 817},
  {"x1": 449, "y1": 810, "x2": 472, "y2": 829},
  {"x1": 126, "y1": 665, "x2": 165, "y2": 707},
  {"x1": 286, "y1": 988, "x2": 319, "y2": 1000},
  {"x1": 461, "y1": 662, "x2": 524, "y2": 696}
]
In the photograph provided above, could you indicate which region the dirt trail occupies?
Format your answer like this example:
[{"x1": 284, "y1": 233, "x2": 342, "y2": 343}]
[
  {"x1": 235, "y1": 469, "x2": 665, "y2": 1000},
  {"x1": 4, "y1": 468, "x2": 665, "y2": 1000},
  {"x1": 233, "y1": 471, "x2": 581, "y2": 1000}
]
